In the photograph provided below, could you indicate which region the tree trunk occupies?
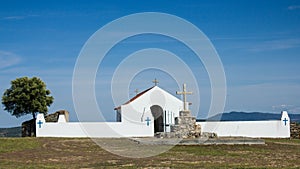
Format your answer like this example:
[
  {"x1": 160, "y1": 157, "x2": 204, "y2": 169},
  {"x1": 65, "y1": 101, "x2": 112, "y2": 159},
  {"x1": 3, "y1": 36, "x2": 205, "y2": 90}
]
[
  {"x1": 32, "y1": 112, "x2": 36, "y2": 137},
  {"x1": 32, "y1": 112, "x2": 36, "y2": 119}
]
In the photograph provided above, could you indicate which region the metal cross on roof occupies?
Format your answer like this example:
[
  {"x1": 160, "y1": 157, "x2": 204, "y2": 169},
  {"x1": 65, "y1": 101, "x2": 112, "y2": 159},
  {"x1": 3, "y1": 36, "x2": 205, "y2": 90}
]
[
  {"x1": 152, "y1": 78, "x2": 159, "y2": 86},
  {"x1": 134, "y1": 89, "x2": 139, "y2": 95},
  {"x1": 176, "y1": 83, "x2": 192, "y2": 111}
]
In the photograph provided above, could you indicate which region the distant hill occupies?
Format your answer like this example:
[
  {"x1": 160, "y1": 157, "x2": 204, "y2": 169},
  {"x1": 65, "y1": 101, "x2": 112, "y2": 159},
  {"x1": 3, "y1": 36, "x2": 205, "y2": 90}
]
[
  {"x1": 0, "y1": 127, "x2": 21, "y2": 137},
  {"x1": 197, "y1": 111, "x2": 300, "y2": 123}
]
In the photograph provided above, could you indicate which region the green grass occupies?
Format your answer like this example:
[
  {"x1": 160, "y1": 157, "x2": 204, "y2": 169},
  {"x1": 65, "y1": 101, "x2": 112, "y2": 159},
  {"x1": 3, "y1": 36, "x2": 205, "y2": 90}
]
[
  {"x1": 0, "y1": 137, "x2": 40, "y2": 153},
  {"x1": 265, "y1": 138, "x2": 300, "y2": 144}
]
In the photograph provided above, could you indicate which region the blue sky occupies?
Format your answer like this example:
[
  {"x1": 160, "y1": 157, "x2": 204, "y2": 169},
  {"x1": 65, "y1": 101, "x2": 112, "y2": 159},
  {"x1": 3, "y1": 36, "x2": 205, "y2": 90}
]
[{"x1": 0, "y1": 0, "x2": 300, "y2": 127}]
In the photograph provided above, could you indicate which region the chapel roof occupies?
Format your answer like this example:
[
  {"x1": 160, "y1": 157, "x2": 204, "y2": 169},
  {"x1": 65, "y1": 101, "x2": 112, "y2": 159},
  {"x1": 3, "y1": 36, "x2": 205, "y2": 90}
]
[{"x1": 114, "y1": 86, "x2": 155, "y2": 110}]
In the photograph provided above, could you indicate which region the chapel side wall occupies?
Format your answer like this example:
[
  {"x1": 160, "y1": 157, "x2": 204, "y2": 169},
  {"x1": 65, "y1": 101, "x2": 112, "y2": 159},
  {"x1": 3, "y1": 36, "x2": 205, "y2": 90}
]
[{"x1": 197, "y1": 121, "x2": 290, "y2": 138}]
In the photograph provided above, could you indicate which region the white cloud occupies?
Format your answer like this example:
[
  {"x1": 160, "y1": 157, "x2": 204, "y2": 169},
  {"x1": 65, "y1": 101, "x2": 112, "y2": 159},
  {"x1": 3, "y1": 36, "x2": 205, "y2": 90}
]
[
  {"x1": 249, "y1": 38, "x2": 300, "y2": 52},
  {"x1": 0, "y1": 51, "x2": 21, "y2": 69},
  {"x1": 288, "y1": 5, "x2": 300, "y2": 10},
  {"x1": 1, "y1": 14, "x2": 39, "y2": 20},
  {"x1": 272, "y1": 104, "x2": 300, "y2": 114},
  {"x1": 2, "y1": 16, "x2": 25, "y2": 20},
  {"x1": 272, "y1": 104, "x2": 293, "y2": 110}
]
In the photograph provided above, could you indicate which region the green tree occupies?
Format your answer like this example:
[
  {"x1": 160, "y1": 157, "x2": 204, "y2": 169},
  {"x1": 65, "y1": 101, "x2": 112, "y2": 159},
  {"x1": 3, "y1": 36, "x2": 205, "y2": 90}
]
[{"x1": 2, "y1": 77, "x2": 54, "y2": 119}]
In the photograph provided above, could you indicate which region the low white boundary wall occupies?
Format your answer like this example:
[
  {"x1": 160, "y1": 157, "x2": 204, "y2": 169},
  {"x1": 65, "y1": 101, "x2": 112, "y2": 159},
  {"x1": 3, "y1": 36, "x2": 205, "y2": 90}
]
[
  {"x1": 36, "y1": 114, "x2": 154, "y2": 138},
  {"x1": 197, "y1": 121, "x2": 290, "y2": 138},
  {"x1": 36, "y1": 111, "x2": 290, "y2": 138},
  {"x1": 197, "y1": 111, "x2": 290, "y2": 138}
]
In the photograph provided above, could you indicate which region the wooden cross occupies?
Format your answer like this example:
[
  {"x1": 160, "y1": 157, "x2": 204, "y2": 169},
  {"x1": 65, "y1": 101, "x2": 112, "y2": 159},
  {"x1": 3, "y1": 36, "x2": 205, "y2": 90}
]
[
  {"x1": 152, "y1": 78, "x2": 159, "y2": 86},
  {"x1": 134, "y1": 89, "x2": 139, "y2": 95},
  {"x1": 176, "y1": 83, "x2": 192, "y2": 111}
]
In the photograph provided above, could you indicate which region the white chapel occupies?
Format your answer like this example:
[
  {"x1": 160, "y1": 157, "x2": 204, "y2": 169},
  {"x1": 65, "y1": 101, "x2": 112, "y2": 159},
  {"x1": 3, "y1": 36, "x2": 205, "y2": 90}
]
[{"x1": 114, "y1": 84, "x2": 184, "y2": 133}]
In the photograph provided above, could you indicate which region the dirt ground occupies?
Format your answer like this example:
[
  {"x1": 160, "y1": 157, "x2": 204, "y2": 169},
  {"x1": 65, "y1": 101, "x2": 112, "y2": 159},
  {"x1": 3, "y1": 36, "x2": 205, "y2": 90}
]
[{"x1": 0, "y1": 137, "x2": 299, "y2": 168}]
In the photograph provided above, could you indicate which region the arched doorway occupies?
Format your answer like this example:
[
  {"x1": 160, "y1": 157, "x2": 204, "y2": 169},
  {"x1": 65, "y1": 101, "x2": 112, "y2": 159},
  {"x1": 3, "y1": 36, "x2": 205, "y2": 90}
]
[{"x1": 150, "y1": 105, "x2": 164, "y2": 133}]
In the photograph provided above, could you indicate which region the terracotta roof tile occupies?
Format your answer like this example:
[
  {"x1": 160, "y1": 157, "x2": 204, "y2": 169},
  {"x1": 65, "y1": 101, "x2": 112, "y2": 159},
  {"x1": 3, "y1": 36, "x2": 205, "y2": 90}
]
[{"x1": 114, "y1": 86, "x2": 155, "y2": 110}]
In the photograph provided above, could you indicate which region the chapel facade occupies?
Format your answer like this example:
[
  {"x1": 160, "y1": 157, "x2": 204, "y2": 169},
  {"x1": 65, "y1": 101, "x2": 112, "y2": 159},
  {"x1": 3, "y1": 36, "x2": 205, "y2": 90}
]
[{"x1": 114, "y1": 85, "x2": 184, "y2": 133}]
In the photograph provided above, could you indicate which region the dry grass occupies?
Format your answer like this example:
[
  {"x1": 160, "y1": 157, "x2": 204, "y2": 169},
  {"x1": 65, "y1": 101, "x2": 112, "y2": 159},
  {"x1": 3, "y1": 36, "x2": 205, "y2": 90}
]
[{"x1": 0, "y1": 137, "x2": 299, "y2": 168}]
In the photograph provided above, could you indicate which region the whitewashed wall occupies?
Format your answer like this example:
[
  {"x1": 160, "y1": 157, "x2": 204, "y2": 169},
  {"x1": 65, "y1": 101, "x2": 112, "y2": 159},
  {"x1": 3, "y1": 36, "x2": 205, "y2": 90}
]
[
  {"x1": 121, "y1": 86, "x2": 183, "y2": 125},
  {"x1": 36, "y1": 114, "x2": 154, "y2": 138},
  {"x1": 197, "y1": 111, "x2": 290, "y2": 138},
  {"x1": 36, "y1": 111, "x2": 291, "y2": 138}
]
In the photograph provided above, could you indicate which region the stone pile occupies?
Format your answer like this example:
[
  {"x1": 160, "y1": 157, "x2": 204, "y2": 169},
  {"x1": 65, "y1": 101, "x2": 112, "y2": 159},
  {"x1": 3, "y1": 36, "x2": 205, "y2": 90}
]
[
  {"x1": 156, "y1": 110, "x2": 203, "y2": 139},
  {"x1": 155, "y1": 83, "x2": 212, "y2": 139},
  {"x1": 290, "y1": 122, "x2": 300, "y2": 139},
  {"x1": 45, "y1": 110, "x2": 69, "y2": 122},
  {"x1": 171, "y1": 110, "x2": 201, "y2": 138}
]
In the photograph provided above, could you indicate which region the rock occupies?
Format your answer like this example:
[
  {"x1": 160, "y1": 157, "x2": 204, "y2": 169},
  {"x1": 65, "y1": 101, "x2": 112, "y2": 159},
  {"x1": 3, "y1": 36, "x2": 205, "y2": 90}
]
[
  {"x1": 168, "y1": 110, "x2": 202, "y2": 138},
  {"x1": 290, "y1": 122, "x2": 300, "y2": 139}
]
